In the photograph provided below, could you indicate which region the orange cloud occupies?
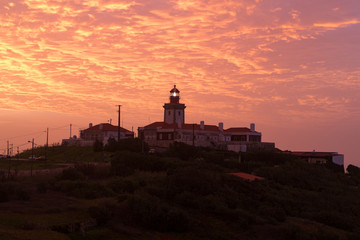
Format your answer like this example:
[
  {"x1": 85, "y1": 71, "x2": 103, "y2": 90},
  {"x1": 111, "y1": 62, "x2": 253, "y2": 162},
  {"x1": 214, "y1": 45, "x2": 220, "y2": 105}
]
[{"x1": 0, "y1": 0, "x2": 359, "y2": 165}]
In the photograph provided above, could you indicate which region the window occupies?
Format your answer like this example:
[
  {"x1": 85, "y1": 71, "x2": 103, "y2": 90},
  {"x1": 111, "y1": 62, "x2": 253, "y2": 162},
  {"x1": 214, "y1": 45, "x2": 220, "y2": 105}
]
[
  {"x1": 168, "y1": 111, "x2": 171, "y2": 116},
  {"x1": 249, "y1": 135, "x2": 261, "y2": 142},
  {"x1": 178, "y1": 111, "x2": 181, "y2": 116}
]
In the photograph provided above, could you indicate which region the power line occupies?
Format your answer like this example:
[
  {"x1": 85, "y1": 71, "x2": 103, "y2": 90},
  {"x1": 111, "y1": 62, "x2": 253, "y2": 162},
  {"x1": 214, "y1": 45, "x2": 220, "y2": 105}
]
[{"x1": 0, "y1": 130, "x2": 46, "y2": 141}]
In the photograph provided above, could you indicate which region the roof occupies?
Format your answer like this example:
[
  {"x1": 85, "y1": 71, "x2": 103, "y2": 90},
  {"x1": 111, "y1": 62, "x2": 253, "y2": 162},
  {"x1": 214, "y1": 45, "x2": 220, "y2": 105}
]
[
  {"x1": 143, "y1": 122, "x2": 220, "y2": 132},
  {"x1": 143, "y1": 122, "x2": 262, "y2": 134},
  {"x1": 225, "y1": 128, "x2": 252, "y2": 133},
  {"x1": 170, "y1": 85, "x2": 180, "y2": 93},
  {"x1": 83, "y1": 123, "x2": 132, "y2": 133},
  {"x1": 228, "y1": 172, "x2": 264, "y2": 181},
  {"x1": 144, "y1": 122, "x2": 178, "y2": 129}
]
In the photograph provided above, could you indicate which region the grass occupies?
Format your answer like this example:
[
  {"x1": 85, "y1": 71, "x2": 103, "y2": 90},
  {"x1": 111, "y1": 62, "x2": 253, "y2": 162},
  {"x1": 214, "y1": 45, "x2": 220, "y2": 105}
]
[
  {"x1": 0, "y1": 160, "x2": 67, "y2": 171},
  {"x1": 15, "y1": 146, "x2": 107, "y2": 163}
]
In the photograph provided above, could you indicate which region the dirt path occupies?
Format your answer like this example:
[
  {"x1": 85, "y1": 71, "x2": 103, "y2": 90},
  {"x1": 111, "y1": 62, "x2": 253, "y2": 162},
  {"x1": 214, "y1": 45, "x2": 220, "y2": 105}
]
[{"x1": 6, "y1": 162, "x2": 110, "y2": 177}]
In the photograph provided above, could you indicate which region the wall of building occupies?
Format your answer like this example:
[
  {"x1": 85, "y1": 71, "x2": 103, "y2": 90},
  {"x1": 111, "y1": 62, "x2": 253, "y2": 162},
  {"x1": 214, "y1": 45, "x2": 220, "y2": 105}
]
[{"x1": 332, "y1": 154, "x2": 344, "y2": 166}]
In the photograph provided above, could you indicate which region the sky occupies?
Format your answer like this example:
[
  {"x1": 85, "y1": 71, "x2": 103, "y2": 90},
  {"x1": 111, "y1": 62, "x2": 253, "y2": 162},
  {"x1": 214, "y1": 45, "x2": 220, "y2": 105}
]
[{"x1": 0, "y1": 0, "x2": 359, "y2": 167}]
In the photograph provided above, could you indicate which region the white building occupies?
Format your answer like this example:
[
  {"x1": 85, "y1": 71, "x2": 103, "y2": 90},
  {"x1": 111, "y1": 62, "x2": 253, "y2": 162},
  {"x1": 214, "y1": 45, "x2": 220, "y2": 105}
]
[
  {"x1": 63, "y1": 123, "x2": 134, "y2": 146},
  {"x1": 138, "y1": 85, "x2": 275, "y2": 151}
]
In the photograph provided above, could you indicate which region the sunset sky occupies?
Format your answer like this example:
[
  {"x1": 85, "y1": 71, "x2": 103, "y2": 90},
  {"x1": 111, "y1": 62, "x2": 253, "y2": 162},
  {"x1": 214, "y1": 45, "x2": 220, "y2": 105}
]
[{"x1": 0, "y1": 0, "x2": 359, "y2": 167}]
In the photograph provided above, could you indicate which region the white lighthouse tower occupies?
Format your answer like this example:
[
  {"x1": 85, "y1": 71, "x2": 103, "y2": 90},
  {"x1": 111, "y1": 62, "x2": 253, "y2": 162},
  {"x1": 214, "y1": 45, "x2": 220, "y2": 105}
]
[{"x1": 163, "y1": 85, "x2": 186, "y2": 126}]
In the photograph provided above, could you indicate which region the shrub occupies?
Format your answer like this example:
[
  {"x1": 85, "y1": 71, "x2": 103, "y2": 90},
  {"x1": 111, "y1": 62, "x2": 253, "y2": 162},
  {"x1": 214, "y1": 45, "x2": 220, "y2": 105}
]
[
  {"x1": 53, "y1": 180, "x2": 112, "y2": 199},
  {"x1": 37, "y1": 181, "x2": 49, "y2": 193},
  {"x1": 111, "y1": 151, "x2": 170, "y2": 176},
  {"x1": 105, "y1": 138, "x2": 147, "y2": 153},
  {"x1": 166, "y1": 168, "x2": 222, "y2": 197},
  {"x1": 74, "y1": 163, "x2": 110, "y2": 179},
  {"x1": 174, "y1": 191, "x2": 200, "y2": 209},
  {"x1": 166, "y1": 142, "x2": 199, "y2": 160},
  {"x1": 126, "y1": 193, "x2": 189, "y2": 232},
  {"x1": 60, "y1": 168, "x2": 85, "y2": 181},
  {"x1": 93, "y1": 139, "x2": 104, "y2": 152},
  {"x1": 347, "y1": 164, "x2": 360, "y2": 177},
  {"x1": 88, "y1": 206, "x2": 113, "y2": 225},
  {"x1": 311, "y1": 211, "x2": 354, "y2": 231},
  {"x1": 16, "y1": 189, "x2": 31, "y2": 201},
  {"x1": 109, "y1": 179, "x2": 135, "y2": 194},
  {"x1": 0, "y1": 184, "x2": 9, "y2": 202}
]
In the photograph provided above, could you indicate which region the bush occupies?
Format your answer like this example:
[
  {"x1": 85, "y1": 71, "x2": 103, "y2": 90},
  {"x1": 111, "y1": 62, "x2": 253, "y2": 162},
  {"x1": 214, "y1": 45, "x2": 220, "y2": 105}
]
[
  {"x1": 93, "y1": 139, "x2": 104, "y2": 152},
  {"x1": 88, "y1": 201, "x2": 116, "y2": 225},
  {"x1": 109, "y1": 179, "x2": 135, "y2": 194},
  {"x1": 74, "y1": 163, "x2": 110, "y2": 179},
  {"x1": 111, "y1": 151, "x2": 170, "y2": 176},
  {"x1": 105, "y1": 138, "x2": 147, "y2": 153},
  {"x1": 37, "y1": 181, "x2": 49, "y2": 193},
  {"x1": 166, "y1": 168, "x2": 222, "y2": 197},
  {"x1": 311, "y1": 211, "x2": 354, "y2": 231},
  {"x1": 0, "y1": 184, "x2": 9, "y2": 202},
  {"x1": 126, "y1": 193, "x2": 189, "y2": 232},
  {"x1": 166, "y1": 142, "x2": 199, "y2": 160},
  {"x1": 53, "y1": 180, "x2": 112, "y2": 199},
  {"x1": 347, "y1": 164, "x2": 360, "y2": 177},
  {"x1": 60, "y1": 168, "x2": 85, "y2": 181},
  {"x1": 16, "y1": 189, "x2": 31, "y2": 201}
]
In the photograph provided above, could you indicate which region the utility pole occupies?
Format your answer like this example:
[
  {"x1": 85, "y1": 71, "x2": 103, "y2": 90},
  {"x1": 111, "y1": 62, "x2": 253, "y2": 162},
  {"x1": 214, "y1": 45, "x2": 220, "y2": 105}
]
[
  {"x1": 28, "y1": 138, "x2": 34, "y2": 177},
  {"x1": 7, "y1": 142, "x2": 11, "y2": 178},
  {"x1": 70, "y1": 124, "x2": 72, "y2": 138},
  {"x1": 192, "y1": 124, "x2": 195, "y2": 146},
  {"x1": 7, "y1": 140, "x2": 9, "y2": 157},
  {"x1": 116, "y1": 105, "x2": 121, "y2": 142},
  {"x1": 31, "y1": 138, "x2": 34, "y2": 177},
  {"x1": 45, "y1": 128, "x2": 49, "y2": 160},
  {"x1": 31, "y1": 138, "x2": 34, "y2": 158},
  {"x1": 10, "y1": 144, "x2": 13, "y2": 156}
]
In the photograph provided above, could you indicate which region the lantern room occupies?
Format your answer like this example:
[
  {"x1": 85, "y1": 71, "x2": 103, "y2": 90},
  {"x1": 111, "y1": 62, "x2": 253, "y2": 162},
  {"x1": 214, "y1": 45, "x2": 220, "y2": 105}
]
[{"x1": 170, "y1": 85, "x2": 180, "y2": 103}]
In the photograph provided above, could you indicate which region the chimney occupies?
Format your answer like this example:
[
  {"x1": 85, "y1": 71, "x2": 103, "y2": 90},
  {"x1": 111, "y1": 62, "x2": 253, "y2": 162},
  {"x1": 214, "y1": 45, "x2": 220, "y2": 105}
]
[
  {"x1": 218, "y1": 122, "x2": 223, "y2": 131},
  {"x1": 200, "y1": 121, "x2": 204, "y2": 130},
  {"x1": 89, "y1": 123, "x2": 93, "y2": 128},
  {"x1": 250, "y1": 123, "x2": 255, "y2": 132}
]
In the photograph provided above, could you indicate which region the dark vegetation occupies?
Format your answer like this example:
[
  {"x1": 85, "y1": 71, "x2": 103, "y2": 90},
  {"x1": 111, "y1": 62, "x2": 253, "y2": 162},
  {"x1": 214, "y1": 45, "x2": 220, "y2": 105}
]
[{"x1": 0, "y1": 141, "x2": 360, "y2": 239}]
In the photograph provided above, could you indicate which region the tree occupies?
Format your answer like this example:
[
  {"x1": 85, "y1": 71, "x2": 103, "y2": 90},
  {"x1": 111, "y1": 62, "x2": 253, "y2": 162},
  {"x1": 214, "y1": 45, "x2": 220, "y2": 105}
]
[{"x1": 93, "y1": 139, "x2": 103, "y2": 152}]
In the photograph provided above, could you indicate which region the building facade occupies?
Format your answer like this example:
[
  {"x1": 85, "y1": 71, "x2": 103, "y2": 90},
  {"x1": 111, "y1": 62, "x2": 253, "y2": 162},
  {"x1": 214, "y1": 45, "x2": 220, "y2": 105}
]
[
  {"x1": 290, "y1": 151, "x2": 344, "y2": 166},
  {"x1": 80, "y1": 123, "x2": 134, "y2": 145},
  {"x1": 63, "y1": 123, "x2": 134, "y2": 146},
  {"x1": 138, "y1": 85, "x2": 275, "y2": 152}
]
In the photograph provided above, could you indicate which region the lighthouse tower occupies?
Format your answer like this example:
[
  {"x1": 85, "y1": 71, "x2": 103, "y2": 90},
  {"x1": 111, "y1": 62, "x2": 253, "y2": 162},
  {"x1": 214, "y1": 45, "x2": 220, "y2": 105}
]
[{"x1": 163, "y1": 85, "x2": 186, "y2": 126}]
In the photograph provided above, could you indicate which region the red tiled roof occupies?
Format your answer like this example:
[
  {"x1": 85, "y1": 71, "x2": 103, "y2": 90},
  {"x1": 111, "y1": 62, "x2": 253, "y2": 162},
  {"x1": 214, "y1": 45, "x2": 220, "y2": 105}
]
[
  {"x1": 143, "y1": 122, "x2": 219, "y2": 131},
  {"x1": 143, "y1": 122, "x2": 261, "y2": 134},
  {"x1": 143, "y1": 122, "x2": 178, "y2": 129},
  {"x1": 225, "y1": 127, "x2": 251, "y2": 133},
  {"x1": 83, "y1": 123, "x2": 131, "y2": 133},
  {"x1": 229, "y1": 172, "x2": 264, "y2": 181}
]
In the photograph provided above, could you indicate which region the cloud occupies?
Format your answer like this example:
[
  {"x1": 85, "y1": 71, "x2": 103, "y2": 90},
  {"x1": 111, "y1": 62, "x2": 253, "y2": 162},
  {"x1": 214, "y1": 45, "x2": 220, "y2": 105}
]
[{"x1": 0, "y1": 0, "x2": 358, "y2": 128}]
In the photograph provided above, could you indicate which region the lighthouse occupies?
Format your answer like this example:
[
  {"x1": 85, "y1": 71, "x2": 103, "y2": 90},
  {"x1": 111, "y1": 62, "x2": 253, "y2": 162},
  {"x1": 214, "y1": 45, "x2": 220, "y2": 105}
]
[{"x1": 163, "y1": 85, "x2": 186, "y2": 126}]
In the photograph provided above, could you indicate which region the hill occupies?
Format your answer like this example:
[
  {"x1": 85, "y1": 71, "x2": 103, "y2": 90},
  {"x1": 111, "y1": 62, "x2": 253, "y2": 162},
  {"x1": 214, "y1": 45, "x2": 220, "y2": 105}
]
[{"x1": 0, "y1": 143, "x2": 359, "y2": 240}]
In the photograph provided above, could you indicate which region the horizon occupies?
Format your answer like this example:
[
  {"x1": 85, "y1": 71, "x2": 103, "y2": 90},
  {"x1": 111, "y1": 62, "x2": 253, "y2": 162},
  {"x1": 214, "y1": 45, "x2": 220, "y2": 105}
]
[{"x1": 0, "y1": 0, "x2": 359, "y2": 167}]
